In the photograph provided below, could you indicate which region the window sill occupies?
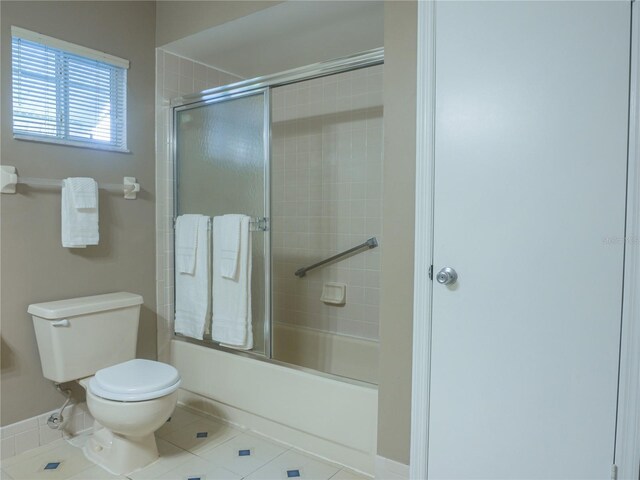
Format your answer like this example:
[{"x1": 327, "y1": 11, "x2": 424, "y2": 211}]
[{"x1": 13, "y1": 134, "x2": 130, "y2": 154}]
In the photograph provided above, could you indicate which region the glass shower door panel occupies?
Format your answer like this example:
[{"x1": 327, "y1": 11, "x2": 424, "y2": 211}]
[
  {"x1": 175, "y1": 91, "x2": 269, "y2": 355},
  {"x1": 270, "y1": 65, "x2": 383, "y2": 383}
]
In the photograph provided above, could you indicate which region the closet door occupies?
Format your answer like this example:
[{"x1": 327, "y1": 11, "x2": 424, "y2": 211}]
[{"x1": 428, "y1": 1, "x2": 630, "y2": 477}]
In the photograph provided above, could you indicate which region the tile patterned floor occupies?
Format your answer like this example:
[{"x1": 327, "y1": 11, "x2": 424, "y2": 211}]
[{"x1": 0, "y1": 407, "x2": 369, "y2": 480}]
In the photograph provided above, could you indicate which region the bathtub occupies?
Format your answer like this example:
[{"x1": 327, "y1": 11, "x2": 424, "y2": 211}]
[{"x1": 170, "y1": 339, "x2": 378, "y2": 474}]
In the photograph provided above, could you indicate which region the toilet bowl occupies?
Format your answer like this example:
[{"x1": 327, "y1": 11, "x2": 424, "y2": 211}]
[
  {"x1": 78, "y1": 359, "x2": 181, "y2": 475},
  {"x1": 27, "y1": 293, "x2": 182, "y2": 475}
]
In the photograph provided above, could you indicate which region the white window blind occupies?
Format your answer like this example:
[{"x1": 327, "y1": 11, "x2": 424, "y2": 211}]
[{"x1": 11, "y1": 27, "x2": 129, "y2": 152}]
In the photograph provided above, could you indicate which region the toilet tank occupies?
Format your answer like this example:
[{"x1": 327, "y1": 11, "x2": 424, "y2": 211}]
[{"x1": 28, "y1": 292, "x2": 144, "y2": 383}]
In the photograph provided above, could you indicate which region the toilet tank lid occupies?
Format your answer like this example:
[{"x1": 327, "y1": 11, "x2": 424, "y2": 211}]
[{"x1": 27, "y1": 292, "x2": 143, "y2": 319}]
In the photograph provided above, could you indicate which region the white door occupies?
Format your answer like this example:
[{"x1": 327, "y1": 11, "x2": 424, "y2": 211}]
[{"x1": 428, "y1": 1, "x2": 631, "y2": 478}]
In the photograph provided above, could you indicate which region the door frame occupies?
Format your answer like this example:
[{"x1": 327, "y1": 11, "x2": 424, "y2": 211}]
[
  {"x1": 614, "y1": 2, "x2": 640, "y2": 478},
  {"x1": 409, "y1": 1, "x2": 436, "y2": 479},
  {"x1": 409, "y1": 1, "x2": 640, "y2": 478}
]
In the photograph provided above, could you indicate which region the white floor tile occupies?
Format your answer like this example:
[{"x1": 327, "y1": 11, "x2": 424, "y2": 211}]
[
  {"x1": 156, "y1": 456, "x2": 241, "y2": 480},
  {"x1": 67, "y1": 465, "x2": 124, "y2": 479},
  {"x1": 329, "y1": 469, "x2": 371, "y2": 480},
  {"x1": 198, "y1": 433, "x2": 288, "y2": 477},
  {"x1": 1, "y1": 440, "x2": 64, "y2": 468},
  {"x1": 128, "y1": 439, "x2": 198, "y2": 480},
  {"x1": 0, "y1": 406, "x2": 355, "y2": 480},
  {"x1": 2, "y1": 439, "x2": 94, "y2": 480},
  {"x1": 1, "y1": 469, "x2": 14, "y2": 480},
  {"x1": 160, "y1": 417, "x2": 240, "y2": 455},
  {"x1": 246, "y1": 450, "x2": 340, "y2": 480},
  {"x1": 64, "y1": 431, "x2": 91, "y2": 449},
  {"x1": 156, "y1": 407, "x2": 205, "y2": 437}
]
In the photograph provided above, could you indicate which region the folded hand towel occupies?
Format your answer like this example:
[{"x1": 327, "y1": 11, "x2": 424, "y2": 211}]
[
  {"x1": 212, "y1": 215, "x2": 253, "y2": 350},
  {"x1": 175, "y1": 214, "x2": 211, "y2": 340},
  {"x1": 67, "y1": 177, "x2": 98, "y2": 209},
  {"x1": 175, "y1": 215, "x2": 201, "y2": 275},
  {"x1": 218, "y1": 214, "x2": 242, "y2": 279},
  {"x1": 61, "y1": 178, "x2": 99, "y2": 248}
]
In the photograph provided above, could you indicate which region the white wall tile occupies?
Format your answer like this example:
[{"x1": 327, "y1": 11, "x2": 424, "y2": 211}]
[
  {"x1": 38, "y1": 425, "x2": 62, "y2": 446},
  {"x1": 193, "y1": 63, "x2": 208, "y2": 83},
  {"x1": 0, "y1": 401, "x2": 94, "y2": 459},
  {"x1": 0, "y1": 418, "x2": 38, "y2": 439},
  {"x1": 271, "y1": 66, "x2": 384, "y2": 341},
  {"x1": 179, "y1": 57, "x2": 194, "y2": 78},
  {"x1": 164, "y1": 52, "x2": 180, "y2": 74},
  {"x1": 1, "y1": 438, "x2": 15, "y2": 460}
]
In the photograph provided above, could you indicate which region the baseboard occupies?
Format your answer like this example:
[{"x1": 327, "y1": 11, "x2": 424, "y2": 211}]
[
  {"x1": 0, "y1": 403, "x2": 93, "y2": 460},
  {"x1": 177, "y1": 389, "x2": 375, "y2": 476},
  {"x1": 375, "y1": 455, "x2": 410, "y2": 479}
]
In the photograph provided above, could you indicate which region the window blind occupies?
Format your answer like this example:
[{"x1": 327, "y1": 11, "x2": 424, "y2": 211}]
[{"x1": 11, "y1": 28, "x2": 129, "y2": 152}]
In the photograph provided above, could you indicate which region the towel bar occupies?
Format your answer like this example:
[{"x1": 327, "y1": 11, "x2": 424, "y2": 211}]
[
  {"x1": 172, "y1": 216, "x2": 269, "y2": 232},
  {"x1": 0, "y1": 165, "x2": 140, "y2": 199}
]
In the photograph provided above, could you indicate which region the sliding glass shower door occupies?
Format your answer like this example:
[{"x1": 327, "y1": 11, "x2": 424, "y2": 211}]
[
  {"x1": 174, "y1": 90, "x2": 270, "y2": 355},
  {"x1": 171, "y1": 54, "x2": 383, "y2": 384}
]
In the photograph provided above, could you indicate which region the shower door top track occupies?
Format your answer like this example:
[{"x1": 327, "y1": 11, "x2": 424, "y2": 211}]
[{"x1": 171, "y1": 47, "x2": 384, "y2": 109}]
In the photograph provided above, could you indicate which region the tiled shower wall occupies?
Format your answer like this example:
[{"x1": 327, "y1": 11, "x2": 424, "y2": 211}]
[
  {"x1": 271, "y1": 65, "x2": 384, "y2": 341},
  {"x1": 155, "y1": 50, "x2": 242, "y2": 361}
]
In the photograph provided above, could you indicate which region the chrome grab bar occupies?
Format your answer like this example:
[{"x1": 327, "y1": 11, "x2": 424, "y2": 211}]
[{"x1": 294, "y1": 237, "x2": 378, "y2": 278}]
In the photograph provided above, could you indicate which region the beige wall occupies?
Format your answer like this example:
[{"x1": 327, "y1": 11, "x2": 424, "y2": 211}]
[
  {"x1": 377, "y1": 0, "x2": 417, "y2": 465},
  {"x1": 155, "y1": 1, "x2": 282, "y2": 47},
  {"x1": 0, "y1": 1, "x2": 156, "y2": 426}
]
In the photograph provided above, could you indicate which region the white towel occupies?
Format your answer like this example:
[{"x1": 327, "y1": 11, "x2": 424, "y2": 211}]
[
  {"x1": 67, "y1": 177, "x2": 98, "y2": 209},
  {"x1": 212, "y1": 215, "x2": 253, "y2": 350},
  {"x1": 61, "y1": 178, "x2": 99, "y2": 248},
  {"x1": 218, "y1": 214, "x2": 242, "y2": 279},
  {"x1": 175, "y1": 215, "x2": 201, "y2": 274},
  {"x1": 175, "y1": 215, "x2": 210, "y2": 340}
]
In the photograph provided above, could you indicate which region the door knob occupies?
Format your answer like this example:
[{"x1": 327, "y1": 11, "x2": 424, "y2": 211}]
[{"x1": 436, "y1": 267, "x2": 458, "y2": 286}]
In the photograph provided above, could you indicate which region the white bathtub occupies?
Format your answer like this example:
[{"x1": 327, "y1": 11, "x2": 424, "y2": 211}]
[{"x1": 170, "y1": 339, "x2": 379, "y2": 474}]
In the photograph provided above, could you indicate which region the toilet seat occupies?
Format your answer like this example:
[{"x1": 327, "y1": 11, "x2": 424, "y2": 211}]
[{"x1": 89, "y1": 359, "x2": 181, "y2": 402}]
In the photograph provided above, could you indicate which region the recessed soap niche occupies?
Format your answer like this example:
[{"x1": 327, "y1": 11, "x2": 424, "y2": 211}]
[{"x1": 321, "y1": 282, "x2": 346, "y2": 306}]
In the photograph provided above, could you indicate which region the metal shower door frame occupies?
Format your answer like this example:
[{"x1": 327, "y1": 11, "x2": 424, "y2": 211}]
[{"x1": 172, "y1": 87, "x2": 272, "y2": 358}]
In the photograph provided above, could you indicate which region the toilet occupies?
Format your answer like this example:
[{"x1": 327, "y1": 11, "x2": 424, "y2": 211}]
[{"x1": 28, "y1": 292, "x2": 181, "y2": 475}]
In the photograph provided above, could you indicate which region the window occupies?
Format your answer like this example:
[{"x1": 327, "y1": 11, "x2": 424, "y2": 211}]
[{"x1": 11, "y1": 27, "x2": 129, "y2": 152}]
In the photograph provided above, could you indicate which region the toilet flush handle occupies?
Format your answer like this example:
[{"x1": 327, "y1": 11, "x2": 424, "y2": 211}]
[{"x1": 51, "y1": 319, "x2": 70, "y2": 327}]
